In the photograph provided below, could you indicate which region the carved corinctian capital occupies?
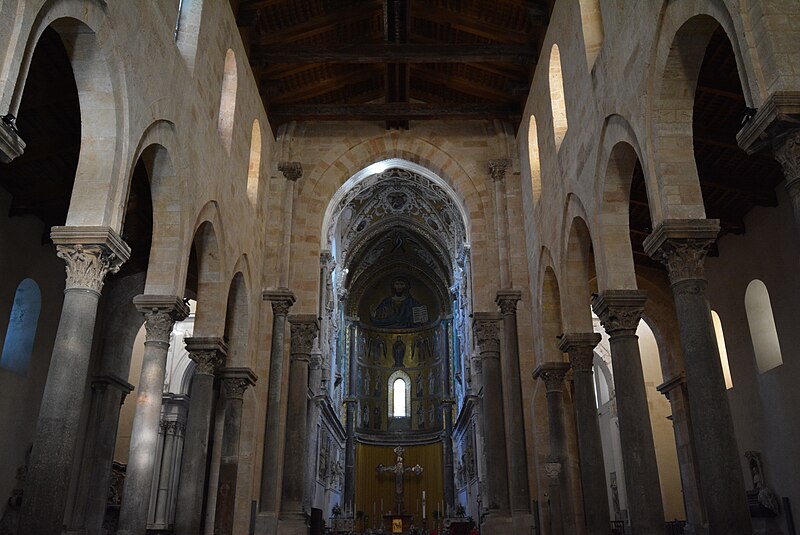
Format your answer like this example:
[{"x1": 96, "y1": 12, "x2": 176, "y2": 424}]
[
  {"x1": 643, "y1": 219, "x2": 720, "y2": 285},
  {"x1": 472, "y1": 313, "x2": 501, "y2": 354},
  {"x1": 533, "y1": 362, "x2": 571, "y2": 393},
  {"x1": 495, "y1": 289, "x2": 522, "y2": 315},
  {"x1": 51, "y1": 226, "x2": 131, "y2": 293},
  {"x1": 544, "y1": 461, "x2": 562, "y2": 480},
  {"x1": 133, "y1": 295, "x2": 189, "y2": 344},
  {"x1": 278, "y1": 161, "x2": 303, "y2": 182},
  {"x1": 774, "y1": 128, "x2": 800, "y2": 184},
  {"x1": 488, "y1": 158, "x2": 511, "y2": 182},
  {"x1": 185, "y1": 337, "x2": 228, "y2": 376},
  {"x1": 289, "y1": 314, "x2": 319, "y2": 357},
  {"x1": 263, "y1": 288, "x2": 296, "y2": 316},
  {"x1": 558, "y1": 333, "x2": 602, "y2": 372},
  {"x1": 219, "y1": 367, "x2": 257, "y2": 400},
  {"x1": 591, "y1": 290, "x2": 647, "y2": 337}
]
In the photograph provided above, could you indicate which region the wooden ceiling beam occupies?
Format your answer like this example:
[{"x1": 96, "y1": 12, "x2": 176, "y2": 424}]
[
  {"x1": 412, "y1": 66, "x2": 515, "y2": 102},
  {"x1": 412, "y1": 5, "x2": 532, "y2": 43},
  {"x1": 251, "y1": 43, "x2": 537, "y2": 65},
  {"x1": 268, "y1": 102, "x2": 519, "y2": 121}
]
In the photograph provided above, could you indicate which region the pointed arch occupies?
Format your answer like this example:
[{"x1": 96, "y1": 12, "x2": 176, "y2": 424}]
[
  {"x1": 548, "y1": 44, "x2": 569, "y2": 150},
  {"x1": 563, "y1": 211, "x2": 596, "y2": 333},
  {"x1": 218, "y1": 49, "x2": 237, "y2": 153},
  {"x1": 175, "y1": 0, "x2": 204, "y2": 74}
]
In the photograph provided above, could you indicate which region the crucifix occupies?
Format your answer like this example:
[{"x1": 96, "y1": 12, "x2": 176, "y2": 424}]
[{"x1": 376, "y1": 446, "x2": 423, "y2": 514}]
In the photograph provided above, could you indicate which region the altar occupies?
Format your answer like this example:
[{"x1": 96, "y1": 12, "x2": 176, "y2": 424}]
[{"x1": 383, "y1": 513, "x2": 413, "y2": 533}]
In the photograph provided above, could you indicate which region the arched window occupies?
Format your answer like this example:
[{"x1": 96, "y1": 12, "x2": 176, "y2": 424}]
[
  {"x1": 579, "y1": 0, "x2": 604, "y2": 71},
  {"x1": 247, "y1": 119, "x2": 262, "y2": 206},
  {"x1": 528, "y1": 115, "x2": 542, "y2": 203},
  {"x1": 1, "y1": 279, "x2": 42, "y2": 375},
  {"x1": 218, "y1": 49, "x2": 237, "y2": 153},
  {"x1": 711, "y1": 310, "x2": 733, "y2": 389},
  {"x1": 388, "y1": 370, "x2": 411, "y2": 417},
  {"x1": 745, "y1": 280, "x2": 783, "y2": 373},
  {"x1": 548, "y1": 44, "x2": 569, "y2": 150}
]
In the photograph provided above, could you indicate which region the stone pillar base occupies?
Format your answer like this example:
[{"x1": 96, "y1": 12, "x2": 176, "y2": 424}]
[
  {"x1": 511, "y1": 512, "x2": 534, "y2": 534},
  {"x1": 254, "y1": 512, "x2": 278, "y2": 534},
  {"x1": 481, "y1": 512, "x2": 513, "y2": 533},
  {"x1": 277, "y1": 512, "x2": 308, "y2": 535}
]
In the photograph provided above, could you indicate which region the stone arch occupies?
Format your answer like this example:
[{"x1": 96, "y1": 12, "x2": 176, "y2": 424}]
[
  {"x1": 578, "y1": 0, "x2": 604, "y2": 71},
  {"x1": 218, "y1": 48, "x2": 237, "y2": 153},
  {"x1": 648, "y1": 7, "x2": 756, "y2": 221},
  {"x1": 6, "y1": 2, "x2": 127, "y2": 227},
  {"x1": 562, "y1": 208, "x2": 596, "y2": 333},
  {"x1": 190, "y1": 203, "x2": 226, "y2": 337},
  {"x1": 540, "y1": 265, "x2": 564, "y2": 364},
  {"x1": 223, "y1": 271, "x2": 249, "y2": 368},
  {"x1": 548, "y1": 44, "x2": 569, "y2": 150}
]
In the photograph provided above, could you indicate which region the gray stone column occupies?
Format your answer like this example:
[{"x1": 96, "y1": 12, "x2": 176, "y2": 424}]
[
  {"x1": 213, "y1": 367, "x2": 258, "y2": 535},
  {"x1": 68, "y1": 374, "x2": 134, "y2": 535},
  {"x1": 343, "y1": 319, "x2": 359, "y2": 512},
  {"x1": 592, "y1": 290, "x2": 664, "y2": 535},
  {"x1": 472, "y1": 313, "x2": 511, "y2": 530},
  {"x1": 278, "y1": 315, "x2": 319, "y2": 534},
  {"x1": 173, "y1": 337, "x2": 227, "y2": 535},
  {"x1": 657, "y1": 374, "x2": 707, "y2": 535},
  {"x1": 117, "y1": 295, "x2": 189, "y2": 535},
  {"x1": 533, "y1": 362, "x2": 572, "y2": 535},
  {"x1": 18, "y1": 226, "x2": 129, "y2": 535},
  {"x1": 304, "y1": 347, "x2": 323, "y2": 512},
  {"x1": 558, "y1": 333, "x2": 611, "y2": 535},
  {"x1": 495, "y1": 290, "x2": 531, "y2": 515},
  {"x1": 489, "y1": 159, "x2": 512, "y2": 287},
  {"x1": 257, "y1": 289, "x2": 296, "y2": 529},
  {"x1": 644, "y1": 220, "x2": 751, "y2": 534},
  {"x1": 441, "y1": 321, "x2": 455, "y2": 514},
  {"x1": 151, "y1": 413, "x2": 186, "y2": 529}
]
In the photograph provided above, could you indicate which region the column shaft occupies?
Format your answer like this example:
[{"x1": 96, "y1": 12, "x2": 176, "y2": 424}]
[
  {"x1": 343, "y1": 321, "x2": 358, "y2": 511},
  {"x1": 559, "y1": 334, "x2": 611, "y2": 535},
  {"x1": 213, "y1": 368, "x2": 257, "y2": 535},
  {"x1": 118, "y1": 295, "x2": 188, "y2": 535},
  {"x1": 304, "y1": 352, "x2": 323, "y2": 512},
  {"x1": 592, "y1": 291, "x2": 664, "y2": 535},
  {"x1": 174, "y1": 337, "x2": 227, "y2": 535},
  {"x1": 18, "y1": 230, "x2": 129, "y2": 535}
]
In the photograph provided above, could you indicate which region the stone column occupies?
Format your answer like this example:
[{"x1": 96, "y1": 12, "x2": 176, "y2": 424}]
[
  {"x1": 558, "y1": 333, "x2": 611, "y2": 535},
  {"x1": 117, "y1": 295, "x2": 189, "y2": 535},
  {"x1": 489, "y1": 159, "x2": 512, "y2": 287},
  {"x1": 68, "y1": 374, "x2": 134, "y2": 535},
  {"x1": 277, "y1": 162, "x2": 302, "y2": 288},
  {"x1": 533, "y1": 362, "x2": 571, "y2": 535},
  {"x1": 173, "y1": 336, "x2": 227, "y2": 535},
  {"x1": 495, "y1": 290, "x2": 531, "y2": 515},
  {"x1": 304, "y1": 346, "x2": 323, "y2": 512},
  {"x1": 644, "y1": 220, "x2": 751, "y2": 533},
  {"x1": 257, "y1": 289, "x2": 296, "y2": 530},
  {"x1": 278, "y1": 315, "x2": 319, "y2": 534},
  {"x1": 657, "y1": 374, "x2": 707, "y2": 535},
  {"x1": 18, "y1": 226, "x2": 129, "y2": 535},
  {"x1": 472, "y1": 313, "x2": 511, "y2": 530},
  {"x1": 592, "y1": 290, "x2": 664, "y2": 535},
  {"x1": 441, "y1": 321, "x2": 456, "y2": 514},
  {"x1": 213, "y1": 367, "x2": 258, "y2": 535},
  {"x1": 151, "y1": 414, "x2": 186, "y2": 529},
  {"x1": 343, "y1": 320, "x2": 358, "y2": 512}
]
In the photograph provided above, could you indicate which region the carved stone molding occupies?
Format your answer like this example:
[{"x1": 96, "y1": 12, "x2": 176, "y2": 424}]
[
  {"x1": 278, "y1": 161, "x2": 303, "y2": 182},
  {"x1": 0, "y1": 117, "x2": 25, "y2": 163},
  {"x1": 544, "y1": 461, "x2": 562, "y2": 480},
  {"x1": 219, "y1": 367, "x2": 258, "y2": 400},
  {"x1": 288, "y1": 314, "x2": 319, "y2": 356},
  {"x1": 533, "y1": 362, "x2": 570, "y2": 393},
  {"x1": 185, "y1": 337, "x2": 228, "y2": 376},
  {"x1": 263, "y1": 288, "x2": 296, "y2": 316},
  {"x1": 656, "y1": 373, "x2": 686, "y2": 402},
  {"x1": 488, "y1": 158, "x2": 511, "y2": 182},
  {"x1": 133, "y1": 295, "x2": 190, "y2": 344},
  {"x1": 736, "y1": 90, "x2": 800, "y2": 155},
  {"x1": 774, "y1": 128, "x2": 800, "y2": 183},
  {"x1": 558, "y1": 333, "x2": 601, "y2": 372},
  {"x1": 592, "y1": 290, "x2": 647, "y2": 337},
  {"x1": 643, "y1": 219, "x2": 720, "y2": 285},
  {"x1": 473, "y1": 313, "x2": 501, "y2": 354},
  {"x1": 91, "y1": 374, "x2": 134, "y2": 395},
  {"x1": 51, "y1": 226, "x2": 131, "y2": 293},
  {"x1": 495, "y1": 289, "x2": 522, "y2": 315}
]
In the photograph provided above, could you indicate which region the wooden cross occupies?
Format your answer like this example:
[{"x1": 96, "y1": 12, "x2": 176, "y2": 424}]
[{"x1": 376, "y1": 446, "x2": 423, "y2": 514}]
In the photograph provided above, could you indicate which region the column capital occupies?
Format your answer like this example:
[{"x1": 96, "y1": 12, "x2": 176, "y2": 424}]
[
  {"x1": 774, "y1": 128, "x2": 800, "y2": 185},
  {"x1": 736, "y1": 90, "x2": 800, "y2": 156},
  {"x1": 91, "y1": 373, "x2": 134, "y2": 394},
  {"x1": 558, "y1": 332, "x2": 602, "y2": 372},
  {"x1": 288, "y1": 314, "x2": 319, "y2": 357},
  {"x1": 643, "y1": 219, "x2": 720, "y2": 285},
  {"x1": 263, "y1": 288, "x2": 296, "y2": 316},
  {"x1": 591, "y1": 290, "x2": 647, "y2": 337},
  {"x1": 544, "y1": 461, "x2": 562, "y2": 480},
  {"x1": 472, "y1": 312, "x2": 502, "y2": 354},
  {"x1": 278, "y1": 161, "x2": 303, "y2": 181},
  {"x1": 0, "y1": 115, "x2": 25, "y2": 163},
  {"x1": 488, "y1": 158, "x2": 511, "y2": 182},
  {"x1": 51, "y1": 226, "x2": 131, "y2": 293},
  {"x1": 219, "y1": 367, "x2": 258, "y2": 400},
  {"x1": 533, "y1": 362, "x2": 571, "y2": 393},
  {"x1": 495, "y1": 289, "x2": 522, "y2": 315},
  {"x1": 133, "y1": 295, "x2": 190, "y2": 344},
  {"x1": 185, "y1": 336, "x2": 228, "y2": 376},
  {"x1": 656, "y1": 373, "x2": 686, "y2": 401}
]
